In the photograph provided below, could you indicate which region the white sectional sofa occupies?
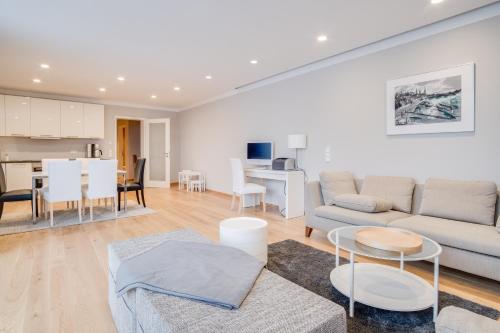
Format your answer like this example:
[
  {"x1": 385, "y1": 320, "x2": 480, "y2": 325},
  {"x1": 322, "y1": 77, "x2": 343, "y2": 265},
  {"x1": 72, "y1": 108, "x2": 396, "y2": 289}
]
[{"x1": 305, "y1": 173, "x2": 500, "y2": 281}]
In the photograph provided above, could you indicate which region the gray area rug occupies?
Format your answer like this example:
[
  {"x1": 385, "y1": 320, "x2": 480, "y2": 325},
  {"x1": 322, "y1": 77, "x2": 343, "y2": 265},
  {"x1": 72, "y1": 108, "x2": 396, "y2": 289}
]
[
  {"x1": 267, "y1": 239, "x2": 499, "y2": 333},
  {"x1": 0, "y1": 201, "x2": 155, "y2": 235}
]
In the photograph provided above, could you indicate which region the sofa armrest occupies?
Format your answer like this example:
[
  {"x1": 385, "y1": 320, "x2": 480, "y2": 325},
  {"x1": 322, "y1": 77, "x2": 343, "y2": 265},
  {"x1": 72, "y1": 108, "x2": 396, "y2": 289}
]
[{"x1": 305, "y1": 181, "x2": 324, "y2": 215}]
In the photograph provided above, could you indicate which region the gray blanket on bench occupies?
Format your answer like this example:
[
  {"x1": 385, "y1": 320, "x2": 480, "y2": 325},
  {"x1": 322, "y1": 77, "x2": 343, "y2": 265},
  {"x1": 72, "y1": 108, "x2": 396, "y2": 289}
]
[{"x1": 114, "y1": 240, "x2": 265, "y2": 309}]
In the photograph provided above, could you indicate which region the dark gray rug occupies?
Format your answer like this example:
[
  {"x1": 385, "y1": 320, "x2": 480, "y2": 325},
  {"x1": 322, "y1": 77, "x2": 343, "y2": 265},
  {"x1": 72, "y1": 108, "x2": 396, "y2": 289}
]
[{"x1": 267, "y1": 239, "x2": 499, "y2": 333}]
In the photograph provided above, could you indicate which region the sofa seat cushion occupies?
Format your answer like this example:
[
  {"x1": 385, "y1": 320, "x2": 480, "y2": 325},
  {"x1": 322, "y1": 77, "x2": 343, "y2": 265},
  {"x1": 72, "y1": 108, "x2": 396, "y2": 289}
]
[
  {"x1": 360, "y1": 175, "x2": 415, "y2": 213},
  {"x1": 314, "y1": 205, "x2": 410, "y2": 227},
  {"x1": 334, "y1": 194, "x2": 392, "y2": 213},
  {"x1": 389, "y1": 215, "x2": 500, "y2": 257},
  {"x1": 319, "y1": 171, "x2": 357, "y2": 206},
  {"x1": 419, "y1": 178, "x2": 498, "y2": 226}
]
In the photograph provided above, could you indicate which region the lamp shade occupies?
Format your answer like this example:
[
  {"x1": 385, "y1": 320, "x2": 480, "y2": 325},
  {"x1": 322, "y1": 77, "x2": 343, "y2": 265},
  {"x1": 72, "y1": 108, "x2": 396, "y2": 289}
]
[{"x1": 288, "y1": 134, "x2": 307, "y2": 149}]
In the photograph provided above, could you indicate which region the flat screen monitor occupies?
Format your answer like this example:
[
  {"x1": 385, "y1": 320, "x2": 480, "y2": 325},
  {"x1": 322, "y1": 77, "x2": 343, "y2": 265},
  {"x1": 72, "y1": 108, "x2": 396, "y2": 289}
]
[{"x1": 246, "y1": 142, "x2": 273, "y2": 165}]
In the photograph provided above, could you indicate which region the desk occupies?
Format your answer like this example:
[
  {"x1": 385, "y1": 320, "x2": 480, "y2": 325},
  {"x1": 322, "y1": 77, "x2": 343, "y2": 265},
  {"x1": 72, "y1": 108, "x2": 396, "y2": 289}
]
[
  {"x1": 31, "y1": 169, "x2": 127, "y2": 223},
  {"x1": 245, "y1": 168, "x2": 304, "y2": 219}
]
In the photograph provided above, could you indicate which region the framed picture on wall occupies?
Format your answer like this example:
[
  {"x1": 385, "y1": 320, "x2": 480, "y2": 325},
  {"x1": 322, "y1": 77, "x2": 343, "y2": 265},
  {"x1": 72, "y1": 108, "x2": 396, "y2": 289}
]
[{"x1": 386, "y1": 63, "x2": 475, "y2": 135}]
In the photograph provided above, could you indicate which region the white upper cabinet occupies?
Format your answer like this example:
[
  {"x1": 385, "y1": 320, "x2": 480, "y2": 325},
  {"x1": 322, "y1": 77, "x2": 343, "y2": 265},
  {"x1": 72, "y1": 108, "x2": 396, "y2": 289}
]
[
  {"x1": 61, "y1": 101, "x2": 84, "y2": 138},
  {"x1": 0, "y1": 95, "x2": 5, "y2": 136},
  {"x1": 83, "y1": 103, "x2": 104, "y2": 139},
  {"x1": 5, "y1": 95, "x2": 30, "y2": 137},
  {"x1": 30, "y1": 98, "x2": 61, "y2": 138}
]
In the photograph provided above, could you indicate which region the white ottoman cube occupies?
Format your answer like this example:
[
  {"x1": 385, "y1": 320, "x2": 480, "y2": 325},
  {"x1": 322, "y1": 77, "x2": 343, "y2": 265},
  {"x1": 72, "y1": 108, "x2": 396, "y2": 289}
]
[{"x1": 219, "y1": 217, "x2": 268, "y2": 264}]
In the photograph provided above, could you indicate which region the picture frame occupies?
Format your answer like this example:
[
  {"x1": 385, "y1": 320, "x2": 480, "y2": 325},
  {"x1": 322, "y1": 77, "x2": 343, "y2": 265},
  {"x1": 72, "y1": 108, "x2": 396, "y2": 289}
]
[{"x1": 386, "y1": 63, "x2": 475, "y2": 135}]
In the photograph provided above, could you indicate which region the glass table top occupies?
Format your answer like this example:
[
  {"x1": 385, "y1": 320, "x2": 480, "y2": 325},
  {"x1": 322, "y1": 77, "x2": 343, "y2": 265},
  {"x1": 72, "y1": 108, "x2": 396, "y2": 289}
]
[{"x1": 327, "y1": 226, "x2": 441, "y2": 261}]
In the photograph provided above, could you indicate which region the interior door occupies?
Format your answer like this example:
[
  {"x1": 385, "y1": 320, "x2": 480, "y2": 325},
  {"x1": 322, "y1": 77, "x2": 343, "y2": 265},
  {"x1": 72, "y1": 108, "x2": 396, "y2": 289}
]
[{"x1": 144, "y1": 118, "x2": 170, "y2": 187}]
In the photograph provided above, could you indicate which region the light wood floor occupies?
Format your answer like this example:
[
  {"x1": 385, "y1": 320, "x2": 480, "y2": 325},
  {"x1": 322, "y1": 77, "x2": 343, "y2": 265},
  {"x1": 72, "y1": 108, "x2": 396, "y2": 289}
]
[{"x1": 0, "y1": 187, "x2": 499, "y2": 333}]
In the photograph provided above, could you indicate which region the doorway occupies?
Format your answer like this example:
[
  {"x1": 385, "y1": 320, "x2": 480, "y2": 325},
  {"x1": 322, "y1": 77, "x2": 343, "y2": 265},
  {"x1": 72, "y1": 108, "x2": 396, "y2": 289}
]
[{"x1": 116, "y1": 119, "x2": 142, "y2": 181}]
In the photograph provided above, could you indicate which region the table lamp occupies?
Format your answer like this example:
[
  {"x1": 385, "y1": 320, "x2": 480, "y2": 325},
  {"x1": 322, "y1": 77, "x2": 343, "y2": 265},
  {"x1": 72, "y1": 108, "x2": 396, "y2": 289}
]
[{"x1": 288, "y1": 134, "x2": 307, "y2": 168}]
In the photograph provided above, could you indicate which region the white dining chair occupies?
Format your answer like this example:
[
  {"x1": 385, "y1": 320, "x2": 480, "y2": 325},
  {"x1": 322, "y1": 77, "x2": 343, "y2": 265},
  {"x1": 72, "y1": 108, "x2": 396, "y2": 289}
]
[
  {"x1": 179, "y1": 170, "x2": 192, "y2": 191},
  {"x1": 189, "y1": 172, "x2": 206, "y2": 192},
  {"x1": 229, "y1": 158, "x2": 266, "y2": 213},
  {"x1": 82, "y1": 159, "x2": 118, "y2": 221},
  {"x1": 41, "y1": 160, "x2": 82, "y2": 227}
]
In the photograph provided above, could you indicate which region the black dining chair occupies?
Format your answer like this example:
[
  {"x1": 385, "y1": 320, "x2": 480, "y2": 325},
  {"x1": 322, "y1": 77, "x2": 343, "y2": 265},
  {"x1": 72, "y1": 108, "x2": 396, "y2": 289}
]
[
  {"x1": 0, "y1": 164, "x2": 38, "y2": 220},
  {"x1": 118, "y1": 158, "x2": 146, "y2": 210}
]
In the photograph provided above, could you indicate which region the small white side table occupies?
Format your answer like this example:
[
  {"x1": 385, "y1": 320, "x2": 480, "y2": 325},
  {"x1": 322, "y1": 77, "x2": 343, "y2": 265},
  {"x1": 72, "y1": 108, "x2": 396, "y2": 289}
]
[{"x1": 219, "y1": 217, "x2": 268, "y2": 264}]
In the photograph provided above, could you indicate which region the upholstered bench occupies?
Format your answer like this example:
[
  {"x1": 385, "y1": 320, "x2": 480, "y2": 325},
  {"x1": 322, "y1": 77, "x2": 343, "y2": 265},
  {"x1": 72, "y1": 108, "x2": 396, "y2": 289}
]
[{"x1": 108, "y1": 229, "x2": 346, "y2": 333}]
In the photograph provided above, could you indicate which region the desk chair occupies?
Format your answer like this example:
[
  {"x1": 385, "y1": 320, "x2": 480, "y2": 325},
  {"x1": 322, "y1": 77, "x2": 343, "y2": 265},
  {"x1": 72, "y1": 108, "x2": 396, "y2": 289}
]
[{"x1": 229, "y1": 158, "x2": 266, "y2": 213}]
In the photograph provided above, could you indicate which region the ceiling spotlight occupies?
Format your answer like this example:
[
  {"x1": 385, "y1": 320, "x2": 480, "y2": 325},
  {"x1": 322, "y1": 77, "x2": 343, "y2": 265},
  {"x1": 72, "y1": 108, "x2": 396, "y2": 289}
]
[
  {"x1": 431, "y1": 0, "x2": 443, "y2": 3},
  {"x1": 99, "y1": 87, "x2": 106, "y2": 92},
  {"x1": 117, "y1": 76, "x2": 125, "y2": 81},
  {"x1": 205, "y1": 75, "x2": 212, "y2": 80},
  {"x1": 151, "y1": 95, "x2": 157, "y2": 99},
  {"x1": 32, "y1": 78, "x2": 41, "y2": 83},
  {"x1": 317, "y1": 35, "x2": 328, "y2": 42},
  {"x1": 173, "y1": 86, "x2": 181, "y2": 91},
  {"x1": 250, "y1": 59, "x2": 258, "y2": 64},
  {"x1": 40, "y1": 63, "x2": 50, "y2": 69}
]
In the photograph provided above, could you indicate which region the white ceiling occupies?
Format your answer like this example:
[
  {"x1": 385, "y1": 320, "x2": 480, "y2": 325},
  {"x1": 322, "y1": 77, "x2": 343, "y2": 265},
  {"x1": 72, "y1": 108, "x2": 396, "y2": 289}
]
[{"x1": 0, "y1": 0, "x2": 496, "y2": 111}]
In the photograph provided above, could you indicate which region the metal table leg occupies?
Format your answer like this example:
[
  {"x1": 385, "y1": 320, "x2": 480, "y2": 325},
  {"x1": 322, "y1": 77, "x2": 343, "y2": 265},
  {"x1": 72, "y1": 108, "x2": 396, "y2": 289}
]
[
  {"x1": 349, "y1": 251, "x2": 355, "y2": 317},
  {"x1": 433, "y1": 256, "x2": 440, "y2": 322},
  {"x1": 123, "y1": 173, "x2": 127, "y2": 212}
]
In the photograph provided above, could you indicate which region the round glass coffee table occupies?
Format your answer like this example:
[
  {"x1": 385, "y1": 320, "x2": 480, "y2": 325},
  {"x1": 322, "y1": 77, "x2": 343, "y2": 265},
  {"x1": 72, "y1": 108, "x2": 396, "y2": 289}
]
[{"x1": 327, "y1": 226, "x2": 442, "y2": 321}]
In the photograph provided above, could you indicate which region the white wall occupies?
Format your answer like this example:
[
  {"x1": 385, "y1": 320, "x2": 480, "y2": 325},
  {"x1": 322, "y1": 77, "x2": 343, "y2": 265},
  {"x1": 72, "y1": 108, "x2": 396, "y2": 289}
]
[{"x1": 178, "y1": 16, "x2": 500, "y2": 196}]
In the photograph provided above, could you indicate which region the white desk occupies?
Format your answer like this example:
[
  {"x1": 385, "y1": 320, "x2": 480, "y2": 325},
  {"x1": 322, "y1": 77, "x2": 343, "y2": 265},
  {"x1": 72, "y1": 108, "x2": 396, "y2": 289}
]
[{"x1": 244, "y1": 168, "x2": 304, "y2": 219}]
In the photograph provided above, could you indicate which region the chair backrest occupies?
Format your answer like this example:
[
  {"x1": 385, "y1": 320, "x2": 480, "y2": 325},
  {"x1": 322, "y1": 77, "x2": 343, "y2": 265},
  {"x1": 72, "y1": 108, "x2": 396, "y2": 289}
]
[
  {"x1": 47, "y1": 160, "x2": 82, "y2": 202},
  {"x1": 42, "y1": 158, "x2": 68, "y2": 173},
  {"x1": 230, "y1": 158, "x2": 245, "y2": 193},
  {"x1": 87, "y1": 159, "x2": 118, "y2": 199},
  {"x1": 134, "y1": 158, "x2": 146, "y2": 187},
  {"x1": 0, "y1": 165, "x2": 6, "y2": 195}
]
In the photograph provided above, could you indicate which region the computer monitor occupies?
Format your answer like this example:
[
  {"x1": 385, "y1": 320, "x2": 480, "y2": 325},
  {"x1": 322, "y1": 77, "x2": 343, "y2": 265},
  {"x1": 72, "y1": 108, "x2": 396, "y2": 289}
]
[{"x1": 246, "y1": 142, "x2": 273, "y2": 166}]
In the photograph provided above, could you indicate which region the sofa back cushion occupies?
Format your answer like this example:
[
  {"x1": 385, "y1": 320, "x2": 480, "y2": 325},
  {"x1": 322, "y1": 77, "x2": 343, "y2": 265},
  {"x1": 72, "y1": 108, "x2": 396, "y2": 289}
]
[
  {"x1": 334, "y1": 194, "x2": 393, "y2": 213},
  {"x1": 419, "y1": 178, "x2": 497, "y2": 225},
  {"x1": 319, "y1": 171, "x2": 357, "y2": 206},
  {"x1": 360, "y1": 175, "x2": 415, "y2": 213}
]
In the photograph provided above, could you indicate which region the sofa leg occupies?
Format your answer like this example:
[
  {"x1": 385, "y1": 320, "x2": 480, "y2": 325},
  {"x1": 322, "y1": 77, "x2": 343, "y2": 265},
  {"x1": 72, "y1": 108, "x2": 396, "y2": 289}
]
[{"x1": 305, "y1": 227, "x2": 313, "y2": 237}]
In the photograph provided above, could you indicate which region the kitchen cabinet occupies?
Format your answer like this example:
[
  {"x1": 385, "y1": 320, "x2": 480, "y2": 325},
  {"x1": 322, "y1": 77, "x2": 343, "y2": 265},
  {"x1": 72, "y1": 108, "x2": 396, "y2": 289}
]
[
  {"x1": 5, "y1": 95, "x2": 30, "y2": 137},
  {"x1": 30, "y1": 98, "x2": 61, "y2": 138},
  {"x1": 4, "y1": 163, "x2": 33, "y2": 191},
  {"x1": 61, "y1": 101, "x2": 84, "y2": 138},
  {"x1": 0, "y1": 95, "x2": 5, "y2": 136},
  {"x1": 83, "y1": 103, "x2": 104, "y2": 139}
]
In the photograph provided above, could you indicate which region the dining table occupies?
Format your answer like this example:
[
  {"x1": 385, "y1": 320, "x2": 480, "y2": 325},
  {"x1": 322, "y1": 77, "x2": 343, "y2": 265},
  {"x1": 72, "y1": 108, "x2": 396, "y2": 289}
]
[{"x1": 31, "y1": 169, "x2": 128, "y2": 223}]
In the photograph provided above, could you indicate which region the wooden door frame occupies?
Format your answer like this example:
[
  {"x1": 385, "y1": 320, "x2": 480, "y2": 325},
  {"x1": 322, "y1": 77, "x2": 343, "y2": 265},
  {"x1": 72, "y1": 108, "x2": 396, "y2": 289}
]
[{"x1": 114, "y1": 116, "x2": 145, "y2": 177}]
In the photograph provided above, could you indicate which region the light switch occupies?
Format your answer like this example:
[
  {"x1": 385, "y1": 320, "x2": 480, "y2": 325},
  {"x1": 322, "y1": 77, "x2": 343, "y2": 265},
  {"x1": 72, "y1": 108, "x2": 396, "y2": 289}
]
[{"x1": 325, "y1": 146, "x2": 331, "y2": 163}]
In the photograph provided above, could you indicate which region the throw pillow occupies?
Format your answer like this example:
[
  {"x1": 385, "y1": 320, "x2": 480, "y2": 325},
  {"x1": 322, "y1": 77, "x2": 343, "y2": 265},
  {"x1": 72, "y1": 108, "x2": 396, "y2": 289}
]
[
  {"x1": 319, "y1": 171, "x2": 357, "y2": 206},
  {"x1": 360, "y1": 175, "x2": 415, "y2": 213},
  {"x1": 419, "y1": 178, "x2": 497, "y2": 226},
  {"x1": 333, "y1": 194, "x2": 392, "y2": 213}
]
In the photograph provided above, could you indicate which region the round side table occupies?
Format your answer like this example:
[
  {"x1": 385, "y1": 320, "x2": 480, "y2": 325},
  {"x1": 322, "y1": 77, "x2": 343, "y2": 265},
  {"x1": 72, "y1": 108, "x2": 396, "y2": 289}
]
[{"x1": 219, "y1": 217, "x2": 268, "y2": 264}]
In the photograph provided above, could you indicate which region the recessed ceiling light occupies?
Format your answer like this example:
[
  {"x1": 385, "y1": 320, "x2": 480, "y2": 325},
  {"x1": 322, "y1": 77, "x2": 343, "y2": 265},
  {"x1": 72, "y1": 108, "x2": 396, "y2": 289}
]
[
  {"x1": 99, "y1": 87, "x2": 106, "y2": 92},
  {"x1": 173, "y1": 86, "x2": 181, "y2": 91},
  {"x1": 40, "y1": 63, "x2": 50, "y2": 69},
  {"x1": 151, "y1": 95, "x2": 157, "y2": 99},
  {"x1": 32, "y1": 78, "x2": 41, "y2": 83},
  {"x1": 250, "y1": 59, "x2": 258, "y2": 65},
  {"x1": 205, "y1": 75, "x2": 212, "y2": 80},
  {"x1": 431, "y1": 0, "x2": 444, "y2": 3},
  {"x1": 117, "y1": 76, "x2": 125, "y2": 81},
  {"x1": 317, "y1": 35, "x2": 328, "y2": 42}
]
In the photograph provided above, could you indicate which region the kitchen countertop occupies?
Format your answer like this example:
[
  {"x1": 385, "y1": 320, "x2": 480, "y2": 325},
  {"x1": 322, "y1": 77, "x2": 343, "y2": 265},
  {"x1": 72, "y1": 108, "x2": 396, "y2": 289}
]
[{"x1": 0, "y1": 160, "x2": 42, "y2": 163}]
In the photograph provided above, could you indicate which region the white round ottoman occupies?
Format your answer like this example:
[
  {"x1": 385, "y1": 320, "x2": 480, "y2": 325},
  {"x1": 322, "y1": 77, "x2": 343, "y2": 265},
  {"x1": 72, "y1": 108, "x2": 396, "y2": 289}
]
[{"x1": 219, "y1": 217, "x2": 268, "y2": 264}]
